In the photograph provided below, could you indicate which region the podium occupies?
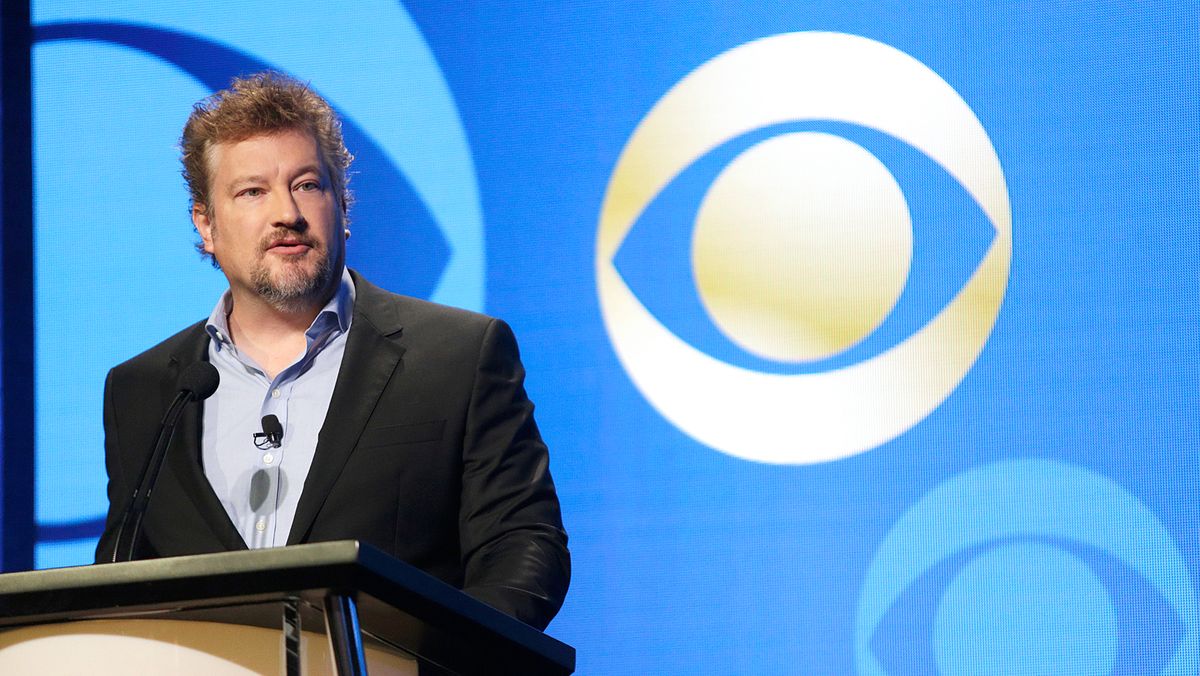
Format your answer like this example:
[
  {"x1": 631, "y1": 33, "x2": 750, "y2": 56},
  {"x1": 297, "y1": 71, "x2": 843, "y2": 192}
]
[{"x1": 0, "y1": 541, "x2": 575, "y2": 675}]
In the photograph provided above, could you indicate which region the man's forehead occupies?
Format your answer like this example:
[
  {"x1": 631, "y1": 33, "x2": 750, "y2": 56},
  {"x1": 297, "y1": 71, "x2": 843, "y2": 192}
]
[{"x1": 207, "y1": 129, "x2": 325, "y2": 180}]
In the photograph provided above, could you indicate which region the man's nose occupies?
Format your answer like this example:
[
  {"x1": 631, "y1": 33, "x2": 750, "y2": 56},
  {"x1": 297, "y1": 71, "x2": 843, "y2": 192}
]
[{"x1": 270, "y1": 189, "x2": 304, "y2": 229}]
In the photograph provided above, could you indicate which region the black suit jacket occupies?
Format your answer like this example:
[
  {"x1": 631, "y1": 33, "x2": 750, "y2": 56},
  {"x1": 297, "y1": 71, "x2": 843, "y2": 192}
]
[{"x1": 95, "y1": 271, "x2": 570, "y2": 630}]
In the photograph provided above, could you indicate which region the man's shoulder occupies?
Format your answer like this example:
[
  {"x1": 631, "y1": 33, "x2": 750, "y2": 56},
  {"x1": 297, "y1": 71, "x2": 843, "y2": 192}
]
[
  {"x1": 380, "y1": 292, "x2": 494, "y2": 327},
  {"x1": 353, "y1": 272, "x2": 498, "y2": 338},
  {"x1": 109, "y1": 319, "x2": 208, "y2": 379}
]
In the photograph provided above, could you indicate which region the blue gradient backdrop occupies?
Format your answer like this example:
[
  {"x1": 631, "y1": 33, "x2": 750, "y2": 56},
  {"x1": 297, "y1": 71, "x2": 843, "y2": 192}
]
[{"x1": 21, "y1": 2, "x2": 1199, "y2": 674}]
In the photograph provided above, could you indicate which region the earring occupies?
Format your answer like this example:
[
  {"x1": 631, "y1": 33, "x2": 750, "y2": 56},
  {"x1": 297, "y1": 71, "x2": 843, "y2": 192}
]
[{"x1": 344, "y1": 228, "x2": 352, "y2": 240}]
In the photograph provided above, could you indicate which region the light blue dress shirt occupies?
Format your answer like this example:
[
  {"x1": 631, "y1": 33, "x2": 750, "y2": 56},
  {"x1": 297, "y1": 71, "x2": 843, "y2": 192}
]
[{"x1": 201, "y1": 270, "x2": 355, "y2": 548}]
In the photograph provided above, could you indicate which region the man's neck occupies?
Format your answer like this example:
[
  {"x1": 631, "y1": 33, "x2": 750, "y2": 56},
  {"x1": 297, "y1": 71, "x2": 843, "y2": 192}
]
[{"x1": 225, "y1": 289, "x2": 330, "y2": 380}]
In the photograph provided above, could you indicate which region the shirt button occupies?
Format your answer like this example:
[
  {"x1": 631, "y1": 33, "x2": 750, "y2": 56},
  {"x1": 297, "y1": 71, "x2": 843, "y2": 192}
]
[
  {"x1": 271, "y1": 389, "x2": 281, "y2": 399},
  {"x1": 255, "y1": 519, "x2": 266, "y2": 532},
  {"x1": 263, "y1": 453, "x2": 274, "y2": 465}
]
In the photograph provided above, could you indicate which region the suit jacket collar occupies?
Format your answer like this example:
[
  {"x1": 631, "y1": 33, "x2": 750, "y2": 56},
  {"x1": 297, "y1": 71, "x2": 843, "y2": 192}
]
[
  {"x1": 163, "y1": 268, "x2": 407, "y2": 551},
  {"x1": 287, "y1": 269, "x2": 407, "y2": 544}
]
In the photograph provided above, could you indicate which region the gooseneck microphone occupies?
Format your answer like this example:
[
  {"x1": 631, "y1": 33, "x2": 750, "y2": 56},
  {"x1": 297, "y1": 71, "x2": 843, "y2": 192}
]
[{"x1": 111, "y1": 361, "x2": 219, "y2": 563}]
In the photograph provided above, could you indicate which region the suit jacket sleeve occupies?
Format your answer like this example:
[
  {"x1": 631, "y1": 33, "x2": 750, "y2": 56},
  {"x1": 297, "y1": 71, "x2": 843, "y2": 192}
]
[
  {"x1": 457, "y1": 318, "x2": 570, "y2": 630},
  {"x1": 94, "y1": 369, "x2": 124, "y2": 563}
]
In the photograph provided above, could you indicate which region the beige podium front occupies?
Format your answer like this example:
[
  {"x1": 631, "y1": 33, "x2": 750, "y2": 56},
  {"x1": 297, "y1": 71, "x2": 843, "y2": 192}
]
[{"x1": 0, "y1": 619, "x2": 416, "y2": 675}]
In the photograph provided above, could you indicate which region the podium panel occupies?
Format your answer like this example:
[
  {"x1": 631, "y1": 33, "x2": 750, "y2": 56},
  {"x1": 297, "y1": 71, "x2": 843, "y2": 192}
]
[{"x1": 0, "y1": 619, "x2": 417, "y2": 675}]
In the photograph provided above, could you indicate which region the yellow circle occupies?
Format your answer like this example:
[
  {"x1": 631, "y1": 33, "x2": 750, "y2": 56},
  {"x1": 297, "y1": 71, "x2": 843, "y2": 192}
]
[{"x1": 692, "y1": 132, "x2": 912, "y2": 362}]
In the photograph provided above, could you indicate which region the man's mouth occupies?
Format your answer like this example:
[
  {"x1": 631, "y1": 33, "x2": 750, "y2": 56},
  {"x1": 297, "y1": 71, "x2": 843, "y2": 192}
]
[{"x1": 266, "y1": 239, "x2": 314, "y2": 255}]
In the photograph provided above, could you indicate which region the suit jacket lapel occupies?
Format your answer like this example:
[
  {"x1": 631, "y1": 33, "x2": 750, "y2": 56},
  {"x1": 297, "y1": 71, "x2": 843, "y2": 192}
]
[
  {"x1": 164, "y1": 325, "x2": 249, "y2": 551},
  {"x1": 287, "y1": 272, "x2": 406, "y2": 545}
]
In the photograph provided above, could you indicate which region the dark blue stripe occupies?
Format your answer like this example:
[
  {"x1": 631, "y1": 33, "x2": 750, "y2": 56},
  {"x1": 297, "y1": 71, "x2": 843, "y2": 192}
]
[
  {"x1": 36, "y1": 516, "x2": 105, "y2": 542},
  {"x1": 2, "y1": 0, "x2": 36, "y2": 573}
]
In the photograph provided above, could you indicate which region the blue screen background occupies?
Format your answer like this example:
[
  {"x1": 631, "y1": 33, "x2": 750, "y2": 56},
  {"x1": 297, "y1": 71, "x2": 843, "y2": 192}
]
[{"x1": 22, "y1": 2, "x2": 1198, "y2": 673}]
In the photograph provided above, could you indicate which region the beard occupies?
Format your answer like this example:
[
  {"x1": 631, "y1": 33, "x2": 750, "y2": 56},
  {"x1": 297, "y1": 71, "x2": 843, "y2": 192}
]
[{"x1": 250, "y1": 230, "x2": 337, "y2": 313}]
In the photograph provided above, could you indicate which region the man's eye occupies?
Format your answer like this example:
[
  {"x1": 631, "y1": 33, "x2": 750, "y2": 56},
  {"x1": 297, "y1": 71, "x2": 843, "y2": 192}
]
[
  {"x1": 296, "y1": 180, "x2": 321, "y2": 192},
  {"x1": 239, "y1": 187, "x2": 264, "y2": 198}
]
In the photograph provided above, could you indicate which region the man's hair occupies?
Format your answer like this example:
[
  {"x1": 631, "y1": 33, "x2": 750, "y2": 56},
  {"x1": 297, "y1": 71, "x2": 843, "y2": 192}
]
[{"x1": 181, "y1": 71, "x2": 353, "y2": 245}]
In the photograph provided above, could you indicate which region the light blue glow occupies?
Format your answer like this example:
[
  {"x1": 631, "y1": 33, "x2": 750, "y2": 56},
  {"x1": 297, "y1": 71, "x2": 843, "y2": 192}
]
[
  {"x1": 35, "y1": 538, "x2": 98, "y2": 570},
  {"x1": 932, "y1": 542, "x2": 1117, "y2": 675},
  {"x1": 856, "y1": 459, "x2": 1197, "y2": 675}
]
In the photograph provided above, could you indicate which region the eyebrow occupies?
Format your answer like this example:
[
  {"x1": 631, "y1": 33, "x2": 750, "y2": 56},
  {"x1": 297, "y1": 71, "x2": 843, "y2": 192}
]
[
  {"x1": 227, "y1": 166, "x2": 325, "y2": 191},
  {"x1": 228, "y1": 175, "x2": 268, "y2": 191},
  {"x1": 290, "y1": 164, "x2": 324, "y2": 180}
]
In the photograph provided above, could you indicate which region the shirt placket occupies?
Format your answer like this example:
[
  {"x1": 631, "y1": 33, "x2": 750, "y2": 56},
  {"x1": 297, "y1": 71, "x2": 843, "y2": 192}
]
[
  {"x1": 255, "y1": 375, "x2": 293, "y2": 547},
  {"x1": 256, "y1": 325, "x2": 334, "y2": 547}
]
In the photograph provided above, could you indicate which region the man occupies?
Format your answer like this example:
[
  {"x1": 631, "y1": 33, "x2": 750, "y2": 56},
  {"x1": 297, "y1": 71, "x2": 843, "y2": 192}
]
[{"x1": 94, "y1": 72, "x2": 569, "y2": 630}]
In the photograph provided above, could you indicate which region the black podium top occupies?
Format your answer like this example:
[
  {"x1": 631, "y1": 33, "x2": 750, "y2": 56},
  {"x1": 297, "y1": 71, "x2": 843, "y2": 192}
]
[{"x1": 0, "y1": 540, "x2": 574, "y2": 675}]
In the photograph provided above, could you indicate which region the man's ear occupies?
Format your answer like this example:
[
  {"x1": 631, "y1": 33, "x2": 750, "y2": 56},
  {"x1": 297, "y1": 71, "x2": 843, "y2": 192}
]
[{"x1": 193, "y1": 204, "x2": 215, "y2": 254}]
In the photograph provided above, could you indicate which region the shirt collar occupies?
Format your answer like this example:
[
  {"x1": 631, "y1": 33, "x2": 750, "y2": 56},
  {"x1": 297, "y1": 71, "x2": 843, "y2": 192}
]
[{"x1": 204, "y1": 268, "x2": 356, "y2": 350}]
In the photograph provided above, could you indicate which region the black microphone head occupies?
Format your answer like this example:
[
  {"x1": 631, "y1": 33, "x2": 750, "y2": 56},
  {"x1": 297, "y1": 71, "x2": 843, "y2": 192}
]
[
  {"x1": 178, "y1": 362, "x2": 220, "y2": 401},
  {"x1": 261, "y1": 414, "x2": 283, "y2": 438}
]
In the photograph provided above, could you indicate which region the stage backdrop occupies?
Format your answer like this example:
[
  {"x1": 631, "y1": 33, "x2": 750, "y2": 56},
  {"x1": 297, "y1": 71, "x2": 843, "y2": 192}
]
[{"x1": 25, "y1": 1, "x2": 1198, "y2": 674}]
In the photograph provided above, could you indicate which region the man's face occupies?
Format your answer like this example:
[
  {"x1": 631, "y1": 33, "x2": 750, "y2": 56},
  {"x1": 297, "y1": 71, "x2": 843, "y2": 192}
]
[{"x1": 193, "y1": 128, "x2": 345, "y2": 313}]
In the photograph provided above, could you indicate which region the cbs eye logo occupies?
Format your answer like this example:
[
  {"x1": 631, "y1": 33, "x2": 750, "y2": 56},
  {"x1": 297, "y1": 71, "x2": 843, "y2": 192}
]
[
  {"x1": 596, "y1": 32, "x2": 1011, "y2": 464},
  {"x1": 856, "y1": 459, "x2": 1197, "y2": 675}
]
